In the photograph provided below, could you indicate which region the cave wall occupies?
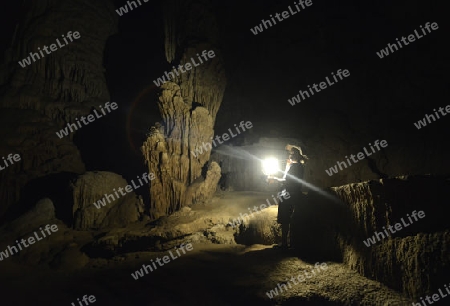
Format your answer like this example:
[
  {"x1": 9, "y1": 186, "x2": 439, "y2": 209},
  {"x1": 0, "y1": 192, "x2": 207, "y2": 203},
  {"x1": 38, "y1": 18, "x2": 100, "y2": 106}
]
[
  {"x1": 297, "y1": 116, "x2": 450, "y2": 189},
  {"x1": 213, "y1": 0, "x2": 449, "y2": 190},
  {"x1": 207, "y1": 122, "x2": 450, "y2": 193},
  {"x1": 142, "y1": 0, "x2": 226, "y2": 219},
  {"x1": 0, "y1": 0, "x2": 118, "y2": 219},
  {"x1": 330, "y1": 176, "x2": 450, "y2": 299},
  {"x1": 0, "y1": 0, "x2": 117, "y2": 118}
]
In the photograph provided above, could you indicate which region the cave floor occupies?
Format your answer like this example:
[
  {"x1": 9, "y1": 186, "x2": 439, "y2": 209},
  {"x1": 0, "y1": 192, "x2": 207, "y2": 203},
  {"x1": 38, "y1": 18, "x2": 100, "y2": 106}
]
[
  {"x1": 2, "y1": 245, "x2": 413, "y2": 305},
  {"x1": 1, "y1": 192, "x2": 413, "y2": 305}
]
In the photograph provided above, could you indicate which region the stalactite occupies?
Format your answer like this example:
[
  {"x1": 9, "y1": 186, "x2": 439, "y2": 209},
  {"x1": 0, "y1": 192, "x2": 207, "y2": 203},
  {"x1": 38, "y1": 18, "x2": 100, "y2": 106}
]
[{"x1": 164, "y1": 0, "x2": 181, "y2": 63}]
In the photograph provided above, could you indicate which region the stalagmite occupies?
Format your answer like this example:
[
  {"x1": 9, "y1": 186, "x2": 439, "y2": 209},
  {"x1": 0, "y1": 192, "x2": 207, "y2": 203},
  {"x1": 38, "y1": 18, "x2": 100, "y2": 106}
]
[{"x1": 142, "y1": 0, "x2": 226, "y2": 219}]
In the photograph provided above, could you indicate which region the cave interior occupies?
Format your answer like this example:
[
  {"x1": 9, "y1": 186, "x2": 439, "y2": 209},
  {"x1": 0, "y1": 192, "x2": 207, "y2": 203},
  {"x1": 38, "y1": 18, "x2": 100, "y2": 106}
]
[{"x1": 0, "y1": 0, "x2": 449, "y2": 305}]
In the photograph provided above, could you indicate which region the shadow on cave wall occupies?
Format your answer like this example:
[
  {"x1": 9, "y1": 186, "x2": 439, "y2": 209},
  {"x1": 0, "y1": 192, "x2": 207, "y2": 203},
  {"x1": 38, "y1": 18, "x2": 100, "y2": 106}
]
[
  {"x1": 1, "y1": 172, "x2": 79, "y2": 226},
  {"x1": 232, "y1": 189, "x2": 360, "y2": 263},
  {"x1": 71, "y1": 96, "x2": 159, "y2": 205},
  {"x1": 70, "y1": 18, "x2": 166, "y2": 204},
  {"x1": 290, "y1": 189, "x2": 359, "y2": 263}
]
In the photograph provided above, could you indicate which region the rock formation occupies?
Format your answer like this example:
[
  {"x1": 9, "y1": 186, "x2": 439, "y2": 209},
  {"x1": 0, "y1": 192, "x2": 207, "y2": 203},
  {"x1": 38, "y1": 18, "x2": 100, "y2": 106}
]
[
  {"x1": 142, "y1": 0, "x2": 226, "y2": 219},
  {"x1": 71, "y1": 172, "x2": 145, "y2": 230},
  {"x1": 0, "y1": 198, "x2": 89, "y2": 269},
  {"x1": 331, "y1": 175, "x2": 450, "y2": 299},
  {"x1": 0, "y1": 0, "x2": 118, "y2": 219}
]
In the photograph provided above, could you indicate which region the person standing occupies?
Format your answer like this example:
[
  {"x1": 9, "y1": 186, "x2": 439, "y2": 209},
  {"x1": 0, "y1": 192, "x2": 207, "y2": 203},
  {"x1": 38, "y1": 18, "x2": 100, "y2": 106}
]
[{"x1": 269, "y1": 145, "x2": 307, "y2": 249}]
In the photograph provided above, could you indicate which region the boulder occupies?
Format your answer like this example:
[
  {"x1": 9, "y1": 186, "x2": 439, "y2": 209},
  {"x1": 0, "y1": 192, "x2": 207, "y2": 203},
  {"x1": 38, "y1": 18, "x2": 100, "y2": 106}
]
[{"x1": 71, "y1": 171, "x2": 145, "y2": 230}]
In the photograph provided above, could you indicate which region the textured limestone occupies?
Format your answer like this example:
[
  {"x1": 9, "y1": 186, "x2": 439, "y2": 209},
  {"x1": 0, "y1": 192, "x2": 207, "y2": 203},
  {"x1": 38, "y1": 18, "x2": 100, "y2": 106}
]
[
  {"x1": 163, "y1": 0, "x2": 220, "y2": 67},
  {"x1": 2, "y1": 198, "x2": 56, "y2": 235},
  {"x1": 0, "y1": 0, "x2": 118, "y2": 218},
  {"x1": 141, "y1": 88, "x2": 221, "y2": 218},
  {"x1": 71, "y1": 172, "x2": 145, "y2": 230},
  {"x1": 82, "y1": 204, "x2": 236, "y2": 257},
  {"x1": 185, "y1": 161, "x2": 221, "y2": 204},
  {"x1": 0, "y1": 109, "x2": 85, "y2": 218},
  {"x1": 0, "y1": 0, "x2": 117, "y2": 119},
  {"x1": 0, "y1": 198, "x2": 90, "y2": 269},
  {"x1": 142, "y1": 0, "x2": 226, "y2": 219},
  {"x1": 233, "y1": 206, "x2": 281, "y2": 246},
  {"x1": 331, "y1": 176, "x2": 450, "y2": 299}
]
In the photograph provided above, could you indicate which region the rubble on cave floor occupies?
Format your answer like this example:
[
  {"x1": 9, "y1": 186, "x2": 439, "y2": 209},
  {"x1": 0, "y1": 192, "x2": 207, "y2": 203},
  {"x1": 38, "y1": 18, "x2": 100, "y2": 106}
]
[{"x1": 1, "y1": 191, "x2": 413, "y2": 305}]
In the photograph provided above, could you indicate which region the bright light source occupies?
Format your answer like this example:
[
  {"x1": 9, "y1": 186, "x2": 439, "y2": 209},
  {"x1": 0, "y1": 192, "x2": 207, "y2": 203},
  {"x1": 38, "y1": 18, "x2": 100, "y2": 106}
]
[{"x1": 262, "y1": 158, "x2": 280, "y2": 176}]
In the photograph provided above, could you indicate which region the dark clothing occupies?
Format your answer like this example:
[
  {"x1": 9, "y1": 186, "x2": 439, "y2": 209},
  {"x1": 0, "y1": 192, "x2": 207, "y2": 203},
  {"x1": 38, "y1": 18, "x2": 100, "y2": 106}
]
[
  {"x1": 277, "y1": 201, "x2": 293, "y2": 224},
  {"x1": 277, "y1": 162, "x2": 305, "y2": 222},
  {"x1": 283, "y1": 162, "x2": 305, "y2": 196},
  {"x1": 277, "y1": 162, "x2": 305, "y2": 248},
  {"x1": 281, "y1": 223, "x2": 290, "y2": 247},
  {"x1": 277, "y1": 201, "x2": 293, "y2": 247}
]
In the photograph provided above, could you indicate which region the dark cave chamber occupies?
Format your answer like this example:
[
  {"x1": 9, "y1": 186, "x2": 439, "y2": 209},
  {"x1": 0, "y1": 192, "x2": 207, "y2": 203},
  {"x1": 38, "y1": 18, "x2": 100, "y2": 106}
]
[{"x1": 0, "y1": 0, "x2": 449, "y2": 305}]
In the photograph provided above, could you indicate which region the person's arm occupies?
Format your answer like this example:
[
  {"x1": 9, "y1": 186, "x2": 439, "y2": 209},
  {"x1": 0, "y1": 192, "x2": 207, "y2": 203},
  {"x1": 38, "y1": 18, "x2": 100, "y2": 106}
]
[{"x1": 269, "y1": 158, "x2": 292, "y2": 181}]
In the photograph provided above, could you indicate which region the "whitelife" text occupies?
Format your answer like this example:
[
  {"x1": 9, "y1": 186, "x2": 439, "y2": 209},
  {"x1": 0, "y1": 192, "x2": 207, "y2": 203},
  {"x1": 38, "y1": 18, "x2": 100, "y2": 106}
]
[
  {"x1": 18, "y1": 31, "x2": 81, "y2": 68},
  {"x1": 376, "y1": 22, "x2": 439, "y2": 59},
  {"x1": 153, "y1": 50, "x2": 216, "y2": 87},
  {"x1": 191, "y1": 121, "x2": 253, "y2": 158},
  {"x1": 250, "y1": 0, "x2": 313, "y2": 35},
  {"x1": 0, "y1": 224, "x2": 59, "y2": 261},
  {"x1": 325, "y1": 139, "x2": 388, "y2": 176},
  {"x1": 131, "y1": 243, "x2": 194, "y2": 280},
  {"x1": 288, "y1": 69, "x2": 350, "y2": 106},
  {"x1": 56, "y1": 102, "x2": 118, "y2": 139},
  {"x1": 363, "y1": 210, "x2": 425, "y2": 247}
]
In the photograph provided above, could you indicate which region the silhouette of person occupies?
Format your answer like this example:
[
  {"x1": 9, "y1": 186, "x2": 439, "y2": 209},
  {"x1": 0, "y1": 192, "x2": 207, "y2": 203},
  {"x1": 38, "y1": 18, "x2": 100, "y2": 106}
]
[{"x1": 269, "y1": 145, "x2": 307, "y2": 249}]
